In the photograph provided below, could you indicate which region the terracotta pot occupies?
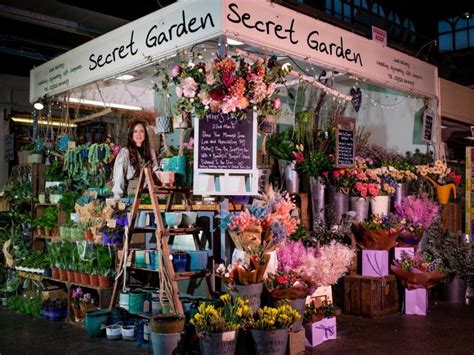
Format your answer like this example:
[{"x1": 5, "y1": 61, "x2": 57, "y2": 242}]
[
  {"x1": 98, "y1": 276, "x2": 111, "y2": 288},
  {"x1": 84, "y1": 229, "x2": 94, "y2": 241},
  {"x1": 80, "y1": 273, "x2": 91, "y2": 285},
  {"x1": 51, "y1": 267, "x2": 59, "y2": 279},
  {"x1": 151, "y1": 314, "x2": 186, "y2": 334},
  {"x1": 72, "y1": 306, "x2": 84, "y2": 322},
  {"x1": 67, "y1": 270, "x2": 75, "y2": 282},
  {"x1": 74, "y1": 272, "x2": 82, "y2": 284},
  {"x1": 59, "y1": 269, "x2": 68, "y2": 281},
  {"x1": 90, "y1": 274, "x2": 99, "y2": 287}
]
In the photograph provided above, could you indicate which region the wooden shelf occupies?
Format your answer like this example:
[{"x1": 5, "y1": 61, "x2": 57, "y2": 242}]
[
  {"x1": 40, "y1": 276, "x2": 113, "y2": 291},
  {"x1": 34, "y1": 235, "x2": 61, "y2": 240}
]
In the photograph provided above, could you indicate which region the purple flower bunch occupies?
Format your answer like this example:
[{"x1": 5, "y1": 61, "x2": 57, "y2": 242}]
[
  {"x1": 395, "y1": 194, "x2": 439, "y2": 230},
  {"x1": 276, "y1": 240, "x2": 315, "y2": 271}
]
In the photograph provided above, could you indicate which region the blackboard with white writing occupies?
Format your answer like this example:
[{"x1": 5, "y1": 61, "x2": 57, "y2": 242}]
[
  {"x1": 198, "y1": 111, "x2": 253, "y2": 170},
  {"x1": 336, "y1": 117, "x2": 356, "y2": 168},
  {"x1": 422, "y1": 110, "x2": 434, "y2": 143}
]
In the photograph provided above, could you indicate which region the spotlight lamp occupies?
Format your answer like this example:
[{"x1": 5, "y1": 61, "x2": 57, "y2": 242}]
[{"x1": 33, "y1": 101, "x2": 44, "y2": 110}]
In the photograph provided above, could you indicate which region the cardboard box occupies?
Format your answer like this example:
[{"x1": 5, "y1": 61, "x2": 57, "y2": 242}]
[
  {"x1": 287, "y1": 328, "x2": 306, "y2": 354},
  {"x1": 42, "y1": 287, "x2": 68, "y2": 301}
]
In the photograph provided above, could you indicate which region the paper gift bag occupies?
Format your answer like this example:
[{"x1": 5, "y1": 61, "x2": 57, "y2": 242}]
[
  {"x1": 405, "y1": 288, "x2": 428, "y2": 316},
  {"x1": 304, "y1": 317, "x2": 337, "y2": 347},
  {"x1": 362, "y1": 250, "x2": 389, "y2": 277},
  {"x1": 394, "y1": 247, "x2": 415, "y2": 261}
]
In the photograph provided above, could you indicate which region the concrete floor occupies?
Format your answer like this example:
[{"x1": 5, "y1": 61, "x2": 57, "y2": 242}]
[{"x1": 0, "y1": 303, "x2": 473, "y2": 354}]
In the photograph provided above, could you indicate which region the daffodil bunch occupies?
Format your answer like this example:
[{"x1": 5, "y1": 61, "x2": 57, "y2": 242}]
[
  {"x1": 190, "y1": 295, "x2": 253, "y2": 333},
  {"x1": 250, "y1": 304, "x2": 300, "y2": 330}
]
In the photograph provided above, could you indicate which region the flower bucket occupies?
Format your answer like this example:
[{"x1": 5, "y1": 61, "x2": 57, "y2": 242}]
[
  {"x1": 272, "y1": 297, "x2": 305, "y2": 331},
  {"x1": 151, "y1": 332, "x2": 182, "y2": 355},
  {"x1": 370, "y1": 195, "x2": 391, "y2": 216},
  {"x1": 199, "y1": 330, "x2": 238, "y2": 355},
  {"x1": 171, "y1": 156, "x2": 187, "y2": 175},
  {"x1": 309, "y1": 177, "x2": 326, "y2": 226},
  {"x1": 156, "y1": 116, "x2": 173, "y2": 134},
  {"x1": 229, "y1": 283, "x2": 263, "y2": 313},
  {"x1": 251, "y1": 328, "x2": 288, "y2": 355},
  {"x1": 329, "y1": 189, "x2": 349, "y2": 225},
  {"x1": 156, "y1": 171, "x2": 175, "y2": 187},
  {"x1": 446, "y1": 276, "x2": 467, "y2": 303},
  {"x1": 122, "y1": 325, "x2": 135, "y2": 341},
  {"x1": 393, "y1": 183, "x2": 407, "y2": 208},
  {"x1": 84, "y1": 309, "x2": 110, "y2": 337},
  {"x1": 284, "y1": 162, "x2": 299, "y2": 194},
  {"x1": 350, "y1": 196, "x2": 369, "y2": 224}
]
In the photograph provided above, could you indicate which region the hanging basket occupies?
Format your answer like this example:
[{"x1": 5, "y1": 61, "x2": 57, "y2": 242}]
[{"x1": 156, "y1": 116, "x2": 173, "y2": 134}]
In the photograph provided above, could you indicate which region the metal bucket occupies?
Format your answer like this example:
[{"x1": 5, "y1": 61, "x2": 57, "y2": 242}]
[
  {"x1": 350, "y1": 196, "x2": 369, "y2": 224},
  {"x1": 329, "y1": 189, "x2": 349, "y2": 225},
  {"x1": 309, "y1": 177, "x2": 326, "y2": 228},
  {"x1": 393, "y1": 183, "x2": 407, "y2": 209},
  {"x1": 251, "y1": 329, "x2": 288, "y2": 355},
  {"x1": 229, "y1": 283, "x2": 263, "y2": 313},
  {"x1": 284, "y1": 162, "x2": 299, "y2": 194},
  {"x1": 199, "y1": 330, "x2": 238, "y2": 355}
]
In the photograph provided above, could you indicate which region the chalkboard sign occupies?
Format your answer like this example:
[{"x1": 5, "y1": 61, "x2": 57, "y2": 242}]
[
  {"x1": 422, "y1": 108, "x2": 434, "y2": 144},
  {"x1": 197, "y1": 111, "x2": 253, "y2": 170},
  {"x1": 194, "y1": 110, "x2": 258, "y2": 196},
  {"x1": 336, "y1": 117, "x2": 356, "y2": 168}
]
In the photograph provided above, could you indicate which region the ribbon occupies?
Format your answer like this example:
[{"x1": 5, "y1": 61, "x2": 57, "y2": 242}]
[
  {"x1": 365, "y1": 252, "x2": 386, "y2": 286},
  {"x1": 316, "y1": 324, "x2": 335, "y2": 338}
]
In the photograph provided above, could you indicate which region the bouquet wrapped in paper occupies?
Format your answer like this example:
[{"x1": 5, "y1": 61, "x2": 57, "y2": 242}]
[
  {"x1": 264, "y1": 270, "x2": 311, "y2": 300},
  {"x1": 353, "y1": 214, "x2": 402, "y2": 250},
  {"x1": 391, "y1": 251, "x2": 446, "y2": 289}
]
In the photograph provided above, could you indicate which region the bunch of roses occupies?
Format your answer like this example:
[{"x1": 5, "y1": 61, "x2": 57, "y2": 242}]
[{"x1": 351, "y1": 168, "x2": 381, "y2": 198}]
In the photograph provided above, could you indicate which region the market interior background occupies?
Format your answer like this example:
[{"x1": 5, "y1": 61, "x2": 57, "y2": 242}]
[{"x1": 1, "y1": 0, "x2": 474, "y2": 188}]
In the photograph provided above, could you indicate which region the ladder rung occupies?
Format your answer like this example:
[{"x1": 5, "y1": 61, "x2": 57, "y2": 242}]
[
  {"x1": 131, "y1": 227, "x2": 156, "y2": 234},
  {"x1": 151, "y1": 186, "x2": 192, "y2": 194},
  {"x1": 163, "y1": 227, "x2": 202, "y2": 236},
  {"x1": 174, "y1": 270, "x2": 210, "y2": 281}
]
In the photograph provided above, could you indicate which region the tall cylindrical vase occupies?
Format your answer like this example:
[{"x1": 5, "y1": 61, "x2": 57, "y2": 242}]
[
  {"x1": 329, "y1": 188, "x2": 349, "y2": 225},
  {"x1": 370, "y1": 195, "x2": 391, "y2": 216},
  {"x1": 447, "y1": 276, "x2": 467, "y2": 303},
  {"x1": 309, "y1": 177, "x2": 326, "y2": 228},
  {"x1": 284, "y1": 162, "x2": 299, "y2": 194},
  {"x1": 350, "y1": 196, "x2": 369, "y2": 224},
  {"x1": 393, "y1": 183, "x2": 407, "y2": 209}
]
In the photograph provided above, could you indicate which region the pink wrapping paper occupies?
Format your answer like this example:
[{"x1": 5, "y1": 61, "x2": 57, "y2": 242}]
[
  {"x1": 405, "y1": 288, "x2": 427, "y2": 316},
  {"x1": 304, "y1": 317, "x2": 337, "y2": 347},
  {"x1": 362, "y1": 250, "x2": 389, "y2": 277},
  {"x1": 394, "y1": 247, "x2": 415, "y2": 261}
]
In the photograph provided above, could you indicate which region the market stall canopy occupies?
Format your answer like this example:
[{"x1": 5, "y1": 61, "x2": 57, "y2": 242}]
[{"x1": 30, "y1": 0, "x2": 439, "y2": 103}]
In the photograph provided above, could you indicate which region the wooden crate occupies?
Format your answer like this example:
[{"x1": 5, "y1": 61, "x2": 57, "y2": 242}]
[
  {"x1": 343, "y1": 275, "x2": 399, "y2": 318},
  {"x1": 441, "y1": 203, "x2": 461, "y2": 233}
]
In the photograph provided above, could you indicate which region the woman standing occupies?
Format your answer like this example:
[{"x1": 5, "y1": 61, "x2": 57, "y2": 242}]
[{"x1": 112, "y1": 119, "x2": 159, "y2": 198}]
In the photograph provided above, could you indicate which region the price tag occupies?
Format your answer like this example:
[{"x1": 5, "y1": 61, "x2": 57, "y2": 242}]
[{"x1": 107, "y1": 219, "x2": 117, "y2": 228}]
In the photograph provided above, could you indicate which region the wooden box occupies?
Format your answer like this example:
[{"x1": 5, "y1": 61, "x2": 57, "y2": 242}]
[{"x1": 343, "y1": 275, "x2": 399, "y2": 318}]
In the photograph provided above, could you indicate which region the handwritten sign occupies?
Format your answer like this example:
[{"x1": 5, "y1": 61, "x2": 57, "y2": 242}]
[
  {"x1": 336, "y1": 117, "x2": 356, "y2": 168},
  {"x1": 422, "y1": 108, "x2": 434, "y2": 144},
  {"x1": 198, "y1": 111, "x2": 253, "y2": 170}
]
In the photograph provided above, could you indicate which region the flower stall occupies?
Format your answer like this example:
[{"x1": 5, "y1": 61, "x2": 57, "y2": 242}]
[{"x1": 2, "y1": 0, "x2": 467, "y2": 353}]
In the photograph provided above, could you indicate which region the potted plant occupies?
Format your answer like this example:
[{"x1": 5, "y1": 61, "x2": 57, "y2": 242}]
[
  {"x1": 47, "y1": 241, "x2": 61, "y2": 279},
  {"x1": 47, "y1": 184, "x2": 65, "y2": 205},
  {"x1": 190, "y1": 294, "x2": 253, "y2": 355},
  {"x1": 96, "y1": 244, "x2": 114, "y2": 288},
  {"x1": 45, "y1": 157, "x2": 66, "y2": 182},
  {"x1": 422, "y1": 225, "x2": 474, "y2": 303},
  {"x1": 303, "y1": 301, "x2": 337, "y2": 348},
  {"x1": 41, "y1": 206, "x2": 59, "y2": 237},
  {"x1": 71, "y1": 287, "x2": 85, "y2": 321},
  {"x1": 264, "y1": 270, "x2": 311, "y2": 331}
]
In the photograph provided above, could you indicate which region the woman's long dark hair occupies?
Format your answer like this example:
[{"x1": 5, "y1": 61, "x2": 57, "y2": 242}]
[{"x1": 127, "y1": 120, "x2": 151, "y2": 174}]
